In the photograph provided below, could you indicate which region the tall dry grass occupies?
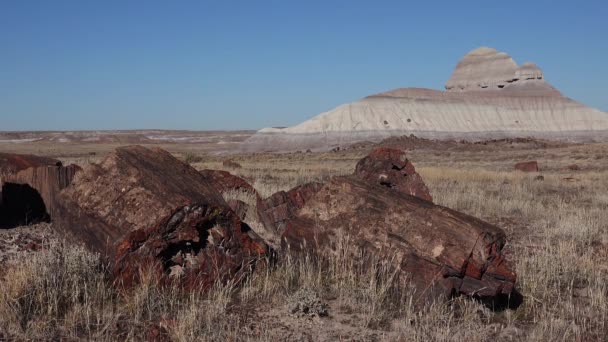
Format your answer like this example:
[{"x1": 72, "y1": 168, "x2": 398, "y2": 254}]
[
  {"x1": 2, "y1": 147, "x2": 608, "y2": 340},
  {"x1": 419, "y1": 167, "x2": 608, "y2": 341}
]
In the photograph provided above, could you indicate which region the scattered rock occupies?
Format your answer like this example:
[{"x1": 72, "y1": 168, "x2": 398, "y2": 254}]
[
  {"x1": 565, "y1": 164, "x2": 580, "y2": 171},
  {"x1": 288, "y1": 288, "x2": 329, "y2": 318},
  {"x1": 534, "y1": 175, "x2": 545, "y2": 182},
  {"x1": 514, "y1": 161, "x2": 539, "y2": 172},
  {"x1": 53, "y1": 145, "x2": 269, "y2": 289},
  {"x1": 354, "y1": 147, "x2": 432, "y2": 201}
]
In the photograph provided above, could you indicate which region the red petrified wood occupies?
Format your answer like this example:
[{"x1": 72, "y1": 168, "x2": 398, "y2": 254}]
[
  {"x1": 199, "y1": 169, "x2": 258, "y2": 198},
  {"x1": 514, "y1": 161, "x2": 539, "y2": 172},
  {"x1": 53, "y1": 145, "x2": 269, "y2": 289},
  {"x1": 0, "y1": 152, "x2": 61, "y2": 177},
  {"x1": 256, "y1": 148, "x2": 518, "y2": 304},
  {"x1": 0, "y1": 153, "x2": 80, "y2": 228},
  {"x1": 354, "y1": 147, "x2": 432, "y2": 201},
  {"x1": 2, "y1": 164, "x2": 81, "y2": 215}
]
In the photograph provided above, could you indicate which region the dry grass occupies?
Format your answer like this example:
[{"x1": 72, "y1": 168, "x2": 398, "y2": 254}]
[
  {"x1": 1, "y1": 142, "x2": 608, "y2": 340},
  {"x1": 1, "y1": 233, "x2": 482, "y2": 341}
]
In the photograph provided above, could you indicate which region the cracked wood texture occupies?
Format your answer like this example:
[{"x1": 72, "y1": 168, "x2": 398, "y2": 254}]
[
  {"x1": 257, "y1": 148, "x2": 516, "y2": 303},
  {"x1": 53, "y1": 145, "x2": 269, "y2": 288},
  {"x1": 280, "y1": 176, "x2": 516, "y2": 301}
]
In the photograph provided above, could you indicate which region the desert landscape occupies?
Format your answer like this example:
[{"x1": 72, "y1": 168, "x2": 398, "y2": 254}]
[
  {"x1": 0, "y1": 132, "x2": 607, "y2": 341},
  {"x1": 2, "y1": 2, "x2": 607, "y2": 341}
]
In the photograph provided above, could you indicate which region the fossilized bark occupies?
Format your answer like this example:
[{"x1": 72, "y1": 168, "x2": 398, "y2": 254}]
[{"x1": 53, "y1": 145, "x2": 269, "y2": 288}]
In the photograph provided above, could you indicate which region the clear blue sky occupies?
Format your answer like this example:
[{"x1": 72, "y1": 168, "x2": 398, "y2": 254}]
[{"x1": 1, "y1": 1, "x2": 606, "y2": 131}]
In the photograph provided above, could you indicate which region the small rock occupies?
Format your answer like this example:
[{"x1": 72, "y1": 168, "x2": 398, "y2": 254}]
[
  {"x1": 514, "y1": 161, "x2": 539, "y2": 172},
  {"x1": 288, "y1": 288, "x2": 329, "y2": 318}
]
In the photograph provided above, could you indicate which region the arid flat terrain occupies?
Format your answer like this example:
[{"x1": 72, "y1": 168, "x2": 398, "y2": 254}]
[
  {"x1": 1, "y1": 134, "x2": 607, "y2": 341},
  {"x1": 0, "y1": 130, "x2": 255, "y2": 159}
]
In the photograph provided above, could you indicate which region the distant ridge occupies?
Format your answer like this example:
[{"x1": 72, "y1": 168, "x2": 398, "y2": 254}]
[{"x1": 245, "y1": 47, "x2": 608, "y2": 152}]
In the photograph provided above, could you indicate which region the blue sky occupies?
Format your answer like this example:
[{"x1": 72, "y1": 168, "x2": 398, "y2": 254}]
[{"x1": 1, "y1": 1, "x2": 606, "y2": 131}]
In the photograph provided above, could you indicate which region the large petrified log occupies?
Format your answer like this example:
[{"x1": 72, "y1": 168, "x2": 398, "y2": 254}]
[
  {"x1": 257, "y1": 148, "x2": 517, "y2": 304},
  {"x1": 354, "y1": 147, "x2": 432, "y2": 201},
  {"x1": 256, "y1": 182, "x2": 324, "y2": 248},
  {"x1": 199, "y1": 169, "x2": 258, "y2": 198},
  {"x1": 0, "y1": 153, "x2": 78, "y2": 228},
  {"x1": 54, "y1": 145, "x2": 269, "y2": 288},
  {"x1": 0, "y1": 152, "x2": 60, "y2": 177},
  {"x1": 2, "y1": 164, "x2": 81, "y2": 216}
]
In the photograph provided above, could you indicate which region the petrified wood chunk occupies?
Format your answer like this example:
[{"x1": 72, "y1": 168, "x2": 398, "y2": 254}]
[
  {"x1": 199, "y1": 169, "x2": 258, "y2": 198},
  {"x1": 354, "y1": 147, "x2": 432, "y2": 201},
  {"x1": 256, "y1": 182, "x2": 324, "y2": 248},
  {"x1": 514, "y1": 161, "x2": 539, "y2": 172},
  {"x1": 0, "y1": 152, "x2": 79, "y2": 228},
  {"x1": 54, "y1": 145, "x2": 269, "y2": 288},
  {"x1": 0, "y1": 152, "x2": 60, "y2": 177},
  {"x1": 257, "y1": 149, "x2": 517, "y2": 304},
  {"x1": 2, "y1": 164, "x2": 81, "y2": 217},
  {"x1": 226, "y1": 199, "x2": 249, "y2": 221},
  {"x1": 278, "y1": 176, "x2": 516, "y2": 302}
]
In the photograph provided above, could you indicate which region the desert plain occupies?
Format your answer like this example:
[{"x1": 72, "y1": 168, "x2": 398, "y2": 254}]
[{"x1": 0, "y1": 130, "x2": 606, "y2": 341}]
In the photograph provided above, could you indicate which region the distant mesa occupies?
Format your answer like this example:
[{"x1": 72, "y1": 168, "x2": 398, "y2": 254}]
[
  {"x1": 245, "y1": 47, "x2": 608, "y2": 152},
  {"x1": 445, "y1": 47, "x2": 544, "y2": 91}
]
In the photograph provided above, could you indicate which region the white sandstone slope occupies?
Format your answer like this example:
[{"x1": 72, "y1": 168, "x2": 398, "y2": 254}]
[{"x1": 245, "y1": 47, "x2": 608, "y2": 152}]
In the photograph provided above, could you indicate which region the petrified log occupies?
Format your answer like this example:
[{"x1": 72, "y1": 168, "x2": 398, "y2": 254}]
[
  {"x1": 257, "y1": 149, "x2": 517, "y2": 304},
  {"x1": 0, "y1": 152, "x2": 79, "y2": 228},
  {"x1": 256, "y1": 182, "x2": 324, "y2": 248},
  {"x1": 199, "y1": 169, "x2": 258, "y2": 198},
  {"x1": 54, "y1": 145, "x2": 269, "y2": 288},
  {"x1": 2, "y1": 164, "x2": 81, "y2": 217},
  {"x1": 227, "y1": 199, "x2": 249, "y2": 221},
  {"x1": 0, "y1": 152, "x2": 60, "y2": 177},
  {"x1": 354, "y1": 147, "x2": 432, "y2": 201},
  {"x1": 277, "y1": 176, "x2": 516, "y2": 302},
  {"x1": 514, "y1": 161, "x2": 539, "y2": 172}
]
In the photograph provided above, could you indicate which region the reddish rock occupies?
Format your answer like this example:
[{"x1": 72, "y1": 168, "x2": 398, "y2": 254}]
[
  {"x1": 0, "y1": 164, "x2": 80, "y2": 228},
  {"x1": 199, "y1": 169, "x2": 258, "y2": 198},
  {"x1": 2, "y1": 164, "x2": 81, "y2": 214},
  {"x1": 256, "y1": 151, "x2": 517, "y2": 304},
  {"x1": 275, "y1": 176, "x2": 517, "y2": 303},
  {"x1": 256, "y1": 182, "x2": 324, "y2": 248},
  {"x1": 514, "y1": 161, "x2": 539, "y2": 172},
  {"x1": 354, "y1": 148, "x2": 432, "y2": 201},
  {"x1": 53, "y1": 145, "x2": 269, "y2": 289},
  {"x1": 227, "y1": 199, "x2": 249, "y2": 221},
  {"x1": 0, "y1": 153, "x2": 60, "y2": 177}
]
